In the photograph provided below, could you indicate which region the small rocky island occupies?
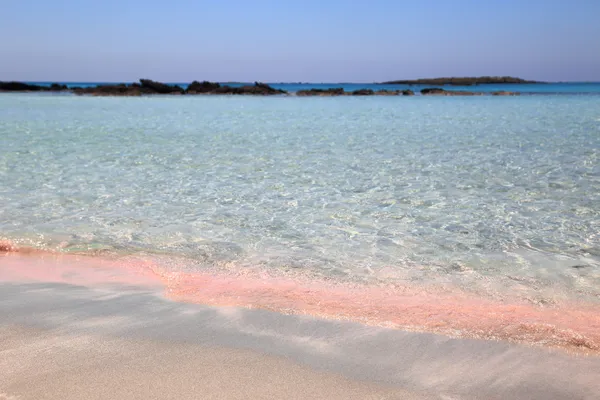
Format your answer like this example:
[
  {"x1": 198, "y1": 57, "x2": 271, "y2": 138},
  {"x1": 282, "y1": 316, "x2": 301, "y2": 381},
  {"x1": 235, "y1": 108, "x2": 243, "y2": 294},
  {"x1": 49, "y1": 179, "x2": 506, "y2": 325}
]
[
  {"x1": 381, "y1": 76, "x2": 538, "y2": 85},
  {"x1": 419, "y1": 88, "x2": 519, "y2": 96},
  {"x1": 0, "y1": 79, "x2": 521, "y2": 96}
]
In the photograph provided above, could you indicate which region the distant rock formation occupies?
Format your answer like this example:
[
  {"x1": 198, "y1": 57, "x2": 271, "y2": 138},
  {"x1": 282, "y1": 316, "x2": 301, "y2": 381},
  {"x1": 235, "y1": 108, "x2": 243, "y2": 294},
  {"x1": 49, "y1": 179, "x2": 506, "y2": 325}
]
[
  {"x1": 351, "y1": 89, "x2": 375, "y2": 96},
  {"x1": 382, "y1": 76, "x2": 538, "y2": 85},
  {"x1": 420, "y1": 88, "x2": 482, "y2": 96},
  {"x1": 140, "y1": 79, "x2": 184, "y2": 94},
  {"x1": 1, "y1": 79, "x2": 523, "y2": 97},
  {"x1": 296, "y1": 88, "x2": 415, "y2": 96},
  {"x1": 72, "y1": 80, "x2": 286, "y2": 96},
  {"x1": 492, "y1": 91, "x2": 520, "y2": 96},
  {"x1": 186, "y1": 80, "x2": 221, "y2": 94},
  {"x1": 0, "y1": 82, "x2": 68, "y2": 91},
  {"x1": 296, "y1": 88, "x2": 346, "y2": 96},
  {"x1": 217, "y1": 82, "x2": 287, "y2": 95},
  {"x1": 72, "y1": 83, "x2": 144, "y2": 96}
]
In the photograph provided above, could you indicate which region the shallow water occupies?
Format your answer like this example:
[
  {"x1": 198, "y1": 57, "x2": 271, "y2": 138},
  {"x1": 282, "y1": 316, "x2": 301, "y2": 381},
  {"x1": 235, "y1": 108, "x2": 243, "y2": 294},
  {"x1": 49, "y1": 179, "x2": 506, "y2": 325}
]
[{"x1": 1, "y1": 93, "x2": 599, "y2": 305}]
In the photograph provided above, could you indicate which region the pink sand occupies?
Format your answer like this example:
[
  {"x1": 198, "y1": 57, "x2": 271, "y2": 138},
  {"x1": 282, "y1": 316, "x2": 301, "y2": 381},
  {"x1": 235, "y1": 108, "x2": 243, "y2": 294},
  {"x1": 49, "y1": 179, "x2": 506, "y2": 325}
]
[{"x1": 1, "y1": 244, "x2": 599, "y2": 353}]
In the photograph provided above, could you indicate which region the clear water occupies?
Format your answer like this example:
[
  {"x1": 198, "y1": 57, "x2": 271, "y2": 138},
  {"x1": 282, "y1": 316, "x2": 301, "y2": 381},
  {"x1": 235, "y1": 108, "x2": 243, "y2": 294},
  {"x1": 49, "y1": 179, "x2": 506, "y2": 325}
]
[{"x1": 1, "y1": 93, "x2": 599, "y2": 303}]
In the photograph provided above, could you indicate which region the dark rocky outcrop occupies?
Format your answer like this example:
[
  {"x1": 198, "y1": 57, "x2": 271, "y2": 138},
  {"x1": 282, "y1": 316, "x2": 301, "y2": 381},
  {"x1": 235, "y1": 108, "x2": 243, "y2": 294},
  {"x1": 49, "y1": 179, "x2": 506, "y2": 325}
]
[
  {"x1": 73, "y1": 83, "x2": 143, "y2": 96},
  {"x1": 374, "y1": 89, "x2": 399, "y2": 96},
  {"x1": 233, "y1": 82, "x2": 287, "y2": 95},
  {"x1": 421, "y1": 88, "x2": 482, "y2": 96},
  {"x1": 186, "y1": 80, "x2": 221, "y2": 94},
  {"x1": 351, "y1": 89, "x2": 375, "y2": 96},
  {"x1": 189, "y1": 82, "x2": 286, "y2": 95},
  {"x1": 2, "y1": 79, "x2": 524, "y2": 97},
  {"x1": 296, "y1": 88, "x2": 415, "y2": 96},
  {"x1": 492, "y1": 91, "x2": 520, "y2": 96},
  {"x1": 0, "y1": 81, "x2": 69, "y2": 91},
  {"x1": 72, "y1": 80, "x2": 286, "y2": 96},
  {"x1": 382, "y1": 76, "x2": 538, "y2": 85},
  {"x1": 296, "y1": 88, "x2": 345, "y2": 96},
  {"x1": 372, "y1": 89, "x2": 415, "y2": 96},
  {"x1": 49, "y1": 83, "x2": 68, "y2": 91},
  {"x1": 140, "y1": 79, "x2": 184, "y2": 94}
]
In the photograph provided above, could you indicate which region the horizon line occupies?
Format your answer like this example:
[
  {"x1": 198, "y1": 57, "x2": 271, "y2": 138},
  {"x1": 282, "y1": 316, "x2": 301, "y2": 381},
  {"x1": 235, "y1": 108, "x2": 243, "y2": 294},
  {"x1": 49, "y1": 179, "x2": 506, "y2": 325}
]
[{"x1": 7, "y1": 79, "x2": 600, "y2": 85}]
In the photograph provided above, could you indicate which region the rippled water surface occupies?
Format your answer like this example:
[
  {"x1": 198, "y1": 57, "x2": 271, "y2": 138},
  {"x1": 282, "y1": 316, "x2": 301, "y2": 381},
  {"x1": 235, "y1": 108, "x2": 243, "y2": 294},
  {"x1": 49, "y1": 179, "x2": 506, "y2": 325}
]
[{"x1": 1, "y1": 94, "x2": 599, "y2": 302}]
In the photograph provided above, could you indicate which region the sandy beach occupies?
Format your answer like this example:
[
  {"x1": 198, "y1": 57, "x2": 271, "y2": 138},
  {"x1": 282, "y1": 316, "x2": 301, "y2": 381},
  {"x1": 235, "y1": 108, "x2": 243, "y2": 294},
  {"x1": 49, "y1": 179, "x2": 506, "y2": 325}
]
[
  {"x1": 3, "y1": 1, "x2": 600, "y2": 398},
  {"x1": 1, "y1": 251, "x2": 600, "y2": 399}
]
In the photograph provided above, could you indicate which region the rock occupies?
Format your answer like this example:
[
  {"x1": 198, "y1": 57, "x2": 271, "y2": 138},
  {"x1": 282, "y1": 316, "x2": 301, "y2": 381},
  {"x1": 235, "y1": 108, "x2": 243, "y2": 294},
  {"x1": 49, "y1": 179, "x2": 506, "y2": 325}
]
[
  {"x1": 0, "y1": 240, "x2": 17, "y2": 252},
  {"x1": 73, "y1": 83, "x2": 142, "y2": 96},
  {"x1": 0, "y1": 81, "x2": 68, "y2": 91},
  {"x1": 492, "y1": 91, "x2": 520, "y2": 96},
  {"x1": 184, "y1": 81, "x2": 285, "y2": 95},
  {"x1": 236, "y1": 82, "x2": 287, "y2": 95},
  {"x1": 421, "y1": 88, "x2": 447, "y2": 95},
  {"x1": 351, "y1": 89, "x2": 375, "y2": 96},
  {"x1": 186, "y1": 80, "x2": 221, "y2": 94},
  {"x1": 421, "y1": 88, "x2": 481, "y2": 96},
  {"x1": 0, "y1": 81, "x2": 43, "y2": 91},
  {"x1": 203, "y1": 82, "x2": 286, "y2": 95},
  {"x1": 571, "y1": 265, "x2": 591, "y2": 269},
  {"x1": 374, "y1": 89, "x2": 400, "y2": 96},
  {"x1": 49, "y1": 83, "x2": 68, "y2": 91},
  {"x1": 382, "y1": 76, "x2": 539, "y2": 85},
  {"x1": 296, "y1": 88, "x2": 345, "y2": 96},
  {"x1": 401, "y1": 89, "x2": 414, "y2": 96},
  {"x1": 139, "y1": 79, "x2": 184, "y2": 94}
]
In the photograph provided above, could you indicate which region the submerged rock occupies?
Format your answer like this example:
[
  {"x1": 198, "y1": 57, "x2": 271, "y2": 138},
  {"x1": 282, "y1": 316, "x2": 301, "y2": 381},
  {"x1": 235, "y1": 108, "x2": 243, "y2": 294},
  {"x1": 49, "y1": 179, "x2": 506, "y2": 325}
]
[
  {"x1": 421, "y1": 88, "x2": 482, "y2": 96},
  {"x1": 0, "y1": 240, "x2": 17, "y2": 252},
  {"x1": 492, "y1": 91, "x2": 520, "y2": 96},
  {"x1": 371, "y1": 89, "x2": 414, "y2": 96},
  {"x1": 296, "y1": 88, "x2": 346, "y2": 96},
  {"x1": 296, "y1": 88, "x2": 416, "y2": 96},
  {"x1": 374, "y1": 89, "x2": 399, "y2": 96},
  {"x1": 351, "y1": 89, "x2": 375, "y2": 96}
]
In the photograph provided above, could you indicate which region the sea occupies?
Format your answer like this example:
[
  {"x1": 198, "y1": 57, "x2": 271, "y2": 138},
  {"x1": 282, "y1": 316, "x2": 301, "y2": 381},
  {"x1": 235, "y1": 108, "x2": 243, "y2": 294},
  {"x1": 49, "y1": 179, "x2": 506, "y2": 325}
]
[{"x1": 1, "y1": 82, "x2": 599, "y2": 313}]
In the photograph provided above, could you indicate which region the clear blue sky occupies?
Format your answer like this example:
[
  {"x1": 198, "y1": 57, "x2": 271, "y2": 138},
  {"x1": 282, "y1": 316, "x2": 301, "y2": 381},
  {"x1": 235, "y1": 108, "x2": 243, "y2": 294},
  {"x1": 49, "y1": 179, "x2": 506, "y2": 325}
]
[{"x1": 2, "y1": 0, "x2": 599, "y2": 82}]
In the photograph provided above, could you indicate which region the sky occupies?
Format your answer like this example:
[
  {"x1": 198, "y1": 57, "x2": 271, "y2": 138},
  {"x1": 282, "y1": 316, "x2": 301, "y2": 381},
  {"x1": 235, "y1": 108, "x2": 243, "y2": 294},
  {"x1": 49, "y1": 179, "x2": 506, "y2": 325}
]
[{"x1": 1, "y1": 0, "x2": 599, "y2": 82}]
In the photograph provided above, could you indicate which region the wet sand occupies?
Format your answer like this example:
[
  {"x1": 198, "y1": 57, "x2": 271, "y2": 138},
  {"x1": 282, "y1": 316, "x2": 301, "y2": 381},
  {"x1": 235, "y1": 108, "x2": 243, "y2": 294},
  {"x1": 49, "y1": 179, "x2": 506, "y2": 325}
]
[
  {"x1": 1, "y1": 249, "x2": 599, "y2": 353},
  {"x1": 1, "y1": 325, "x2": 428, "y2": 400},
  {"x1": 1, "y1": 247, "x2": 600, "y2": 399}
]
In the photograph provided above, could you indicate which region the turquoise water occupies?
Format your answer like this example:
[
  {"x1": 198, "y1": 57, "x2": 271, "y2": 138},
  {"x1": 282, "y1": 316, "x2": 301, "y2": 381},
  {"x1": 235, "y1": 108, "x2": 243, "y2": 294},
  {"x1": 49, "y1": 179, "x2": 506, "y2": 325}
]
[
  {"x1": 26, "y1": 81, "x2": 600, "y2": 94},
  {"x1": 1, "y1": 93, "x2": 599, "y2": 302}
]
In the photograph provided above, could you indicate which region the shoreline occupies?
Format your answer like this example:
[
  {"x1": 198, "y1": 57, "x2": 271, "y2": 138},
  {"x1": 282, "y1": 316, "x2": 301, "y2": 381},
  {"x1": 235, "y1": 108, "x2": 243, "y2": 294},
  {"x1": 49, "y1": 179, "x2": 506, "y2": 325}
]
[
  {"x1": 2, "y1": 243, "x2": 599, "y2": 354},
  {"x1": 1, "y1": 279, "x2": 600, "y2": 399}
]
